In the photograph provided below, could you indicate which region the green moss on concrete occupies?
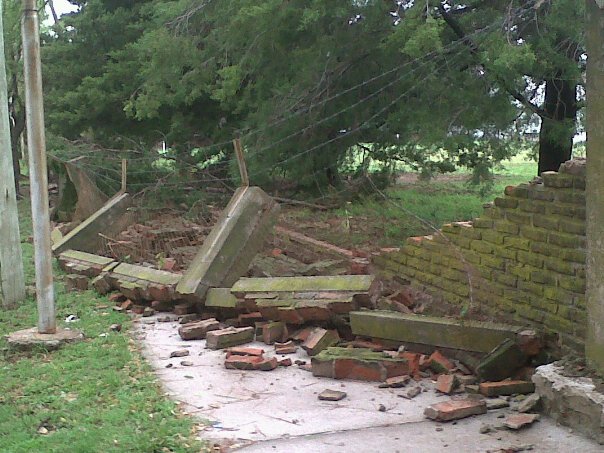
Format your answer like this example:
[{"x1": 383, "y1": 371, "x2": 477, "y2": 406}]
[
  {"x1": 60, "y1": 250, "x2": 115, "y2": 266},
  {"x1": 112, "y1": 263, "x2": 181, "y2": 286},
  {"x1": 205, "y1": 288, "x2": 238, "y2": 308},
  {"x1": 232, "y1": 275, "x2": 374, "y2": 293},
  {"x1": 350, "y1": 311, "x2": 523, "y2": 354}
]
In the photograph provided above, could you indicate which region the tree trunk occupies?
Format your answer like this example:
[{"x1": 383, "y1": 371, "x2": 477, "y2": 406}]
[{"x1": 537, "y1": 77, "x2": 577, "y2": 175}]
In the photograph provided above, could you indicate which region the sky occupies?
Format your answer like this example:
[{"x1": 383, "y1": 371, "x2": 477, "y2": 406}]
[{"x1": 46, "y1": 0, "x2": 78, "y2": 20}]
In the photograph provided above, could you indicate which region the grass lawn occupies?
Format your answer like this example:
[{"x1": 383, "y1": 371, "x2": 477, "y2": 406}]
[
  {"x1": 0, "y1": 202, "x2": 206, "y2": 452},
  {"x1": 282, "y1": 159, "x2": 538, "y2": 249}
]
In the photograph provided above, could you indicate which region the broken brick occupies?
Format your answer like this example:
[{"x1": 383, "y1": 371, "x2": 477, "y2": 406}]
[
  {"x1": 278, "y1": 358, "x2": 292, "y2": 367},
  {"x1": 91, "y1": 274, "x2": 111, "y2": 295},
  {"x1": 238, "y1": 312, "x2": 264, "y2": 327},
  {"x1": 178, "y1": 318, "x2": 221, "y2": 341},
  {"x1": 334, "y1": 358, "x2": 386, "y2": 381},
  {"x1": 436, "y1": 374, "x2": 459, "y2": 394},
  {"x1": 262, "y1": 321, "x2": 287, "y2": 345},
  {"x1": 148, "y1": 283, "x2": 173, "y2": 302},
  {"x1": 179, "y1": 313, "x2": 199, "y2": 324},
  {"x1": 274, "y1": 341, "x2": 297, "y2": 355},
  {"x1": 424, "y1": 398, "x2": 487, "y2": 422},
  {"x1": 516, "y1": 330, "x2": 543, "y2": 357},
  {"x1": 479, "y1": 380, "x2": 536, "y2": 397},
  {"x1": 503, "y1": 413, "x2": 540, "y2": 430},
  {"x1": 290, "y1": 327, "x2": 314, "y2": 343},
  {"x1": 318, "y1": 389, "x2": 347, "y2": 401},
  {"x1": 379, "y1": 375, "x2": 410, "y2": 388},
  {"x1": 349, "y1": 339, "x2": 385, "y2": 351},
  {"x1": 64, "y1": 274, "x2": 89, "y2": 292},
  {"x1": 224, "y1": 355, "x2": 278, "y2": 371},
  {"x1": 120, "y1": 299, "x2": 133, "y2": 311},
  {"x1": 302, "y1": 328, "x2": 340, "y2": 356},
  {"x1": 225, "y1": 346, "x2": 265, "y2": 357},
  {"x1": 399, "y1": 352, "x2": 421, "y2": 377},
  {"x1": 206, "y1": 326, "x2": 254, "y2": 350},
  {"x1": 109, "y1": 293, "x2": 126, "y2": 303},
  {"x1": 428, "y1": 350, "x2": 455, "y2": 374},
  {"x1": 132, "y1": 305, "x2": 145, "y2": 315}
]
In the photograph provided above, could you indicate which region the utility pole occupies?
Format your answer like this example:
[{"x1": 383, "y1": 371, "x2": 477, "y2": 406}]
[
  {"x1": 0, "y1": 0, "x2": 26, "y2": 308},
  {"x1": 586, "y1": 0, "x2": 604, "y2": 374},
  {"x1": 22, "y1": 0, "x2": 55, "y2": 333}
]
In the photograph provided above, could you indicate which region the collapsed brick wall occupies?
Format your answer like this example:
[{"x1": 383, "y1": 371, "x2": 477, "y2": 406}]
[{"x1": 373, "y1": 160, "x2": 587, "y2": 352}]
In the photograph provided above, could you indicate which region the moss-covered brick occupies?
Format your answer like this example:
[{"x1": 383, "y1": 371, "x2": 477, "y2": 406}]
[
  {"x1": 473, "y1": 218, "x2": 494, "y2": 229},
  {"x1": 481, "y1": 255, "x2": 506, "y2": 270},
  {"x1": 548, "y1": 204, "x2": 586, "y2": 219},
  {"x1": 530, "y1": 241, "x2": 556, "y2": 257},
  {"x1": 508, "y1": 265, "x2": 533, "y2": 281},
  {"x1": 527, "y1": 295, "x2": 558, "y2": 313},
  {"x1": 530, "y1": 270, "x2": 557, "y2": 285},
  {"x1": 503, "y1": 236, "x2": 531, "y2": 251},
  {"x1": 482, "y1": 207, "x2": 505, "y2": 220},
  {"x1": 470, "y1": 240, "x2": 494, "y2": 254},
  {"x1": 449, "y1": 235, "x2": 472, "y2": 249},
  {"x1": 558, "y1": 276, "x2": 586, "y2": 293},
  {"x1": 508, "y1": 184, "x2": 531, "y2": 198},
  {"x1": 481, "y1": 230, "x2": 505, "y2": 245},
  {"x1": 543, "y1": 286, "x2": 574, "y2": 304},
  {"x1": 543, "y1": 257, "x2": 575, "y2": 275},
  {"x1": 556, "y1": 305, "x2": 586, "y2": 323},
  {"x1": 459, "y1": 226, "x2": 482, "y2": 240},
  {"x1": 494, "y1": 197, "x2": 519, "y2": 209},
  {"x1": 506, "y1": 211, "x2": 532, "y2": 225},
  {"x1": 463, "y1": 250, "x2": 482, "y2": 265},
  {"x1": 518, "y1": 200, "x2": 546, "y2": 214},
  {"x1": 493, "y1": 271, "x2": 518, "y2": 287},
  {"x1": 519, "y1": 226, "x2": 549, "y2": 243},
  {"x1": 529, "y1": 187, "x2": 555, "y2": 202},
  {"x1": 556, "y1": 190, "x2": 585, "y2": 204},
  {"x1": 495, "y1": 221, "x2": 520, "y2": 235},
  {"x1": 573, "y1": 176, "x2": 586, "y2": 190},
  {"x1": 493, "y1": 245, "x2": 517, "y2": 260},
  {"x1": 533, "y1": 215, "x2": 560, "y2": 230},
  {"x1": 514, "y1": 304, "x2": 546, "y2": 323},
  {"x1": 549, "y1": 232, "x2": 585, "y2": 249},
  {"x1": 518, "y1": 280, "x2": 544, "y2": 296},
  {"x1": 576, "y1": 268, "x2": 586, "y2": 279},
  {"x1": 558, "y1": 219, "x2": 586, "y2": 235},
  {"x1": 573, "y1": 294, "x2": 586, "y2": 308},
  {"x1": 542, "y1": 172, "x2": 574, "y2": 188},
  {"x1": 451, "y1": 282, "x2": 470, "y2": 297},
  {"x1": 517, "y1": 251, "x2": 544, "y2": 268},
  {"x1": 543, "y1": 314, "x2": 575, "y2": 334}
]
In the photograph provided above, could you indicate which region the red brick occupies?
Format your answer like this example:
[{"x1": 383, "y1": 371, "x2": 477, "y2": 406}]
[
  {"x1": 120, "y1": 299, "x2": 133, "y2": 310},
  {"x1": 109, "y1": 293, "x2": 126, "y2": 303},
  {"x1": 436, "y1": 374, "x2": 459, "y2": 394},
  {"x1": 290, "y1": 327, "x2": 314, "y2": 343},
  {"x1": 262, "y1": 321, "x2": 287, "y2": 345},
  {"x1": 178, "y1": 319, "x2": 220, "y2": 340},
  {"x1": 151, "y1": 300, "x2": 173, "y2": 312},
  {"x1": 479, "y1": 380, "x2": 535, "y2": 397},
  {"x1": 278, "y1": 358, "x2": 292, "y2": 367},
  {"x1": 277, "y1": 308, "x2": 305, "y2": 324},
  {"x1": 206, "y1": 326, "x2": 254, "y2": 350},
  {"x1": 503, "y1": 413, "x2": 540, "y2": 430},
  {"x1": 148, "y1": 284, "x2": 173, "y2": 302},
  {"x1": 296, "y1": 306, "x2": 331, "y2": 323},
  {"x1": 424, "y1": 398, "x2": 487, "y2": 421},
  {"x1": 383, "y1": 359, "x2": 411, "y2": 378},
  {"x1": 132, "y1": 305, "x2": 145, "y2": 315},
  {"x1": 274, "y1": 341, "x2": 297, "y2": 355},
  {"x1": 225, "y1": 346, "x2": 265, "y2": 357},
  {"x1": 302, "y1": 328, "x2": 340, "y2": 356},
  {"x1": 399, "y1": 352, "x2": 421, "y2": 377},
  {"x1": 65, "y1": 274, "x2": 89, "y2": 292},
  {"x1": 238, "y1": 312, "x2": 264, "y2": 327},
  {"x1": 349, "y1": 340, "x2": 385, "y2": 351},
  {"x1": 379, "y1": 375, "x2": 410, "y2": 388},
  {"x1": 428, "y1": 350, "x2": 455, "y2": 374},
  {"x1": 334, "y1": 358, "x2": 386, "y2": 381},
  {"x1": 224, "y1": 355, "x2": 278, "y2": 371},
  {"x1": 517, "y1": 330, "x2": 543, "y2": 357},
  {"x1": 173, "y1": 303, "x2": 194, "y2": 316}
]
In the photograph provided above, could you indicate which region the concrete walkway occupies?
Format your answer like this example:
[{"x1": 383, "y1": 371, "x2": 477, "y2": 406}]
[{"x1": 135, "y1": 316, "x2": 603, "y2": 452}]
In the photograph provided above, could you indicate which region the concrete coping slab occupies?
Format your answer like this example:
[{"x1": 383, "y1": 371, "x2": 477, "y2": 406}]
[{"x1": 6, "y1": 327, "x2": 84, "y2": 351}]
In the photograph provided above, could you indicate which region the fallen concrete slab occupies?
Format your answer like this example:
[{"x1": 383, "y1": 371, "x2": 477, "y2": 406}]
[
  {"x1": 52, "y1": 193, "x2": 134, "y2": 254},
  {"x1": 176, "y1": 187, "x2": 279, "y2": 302},
  {"x1": 232, "y1": 275, "x2": 375, "y2": 295},
  {"x1": 350, "y1": 310, "x2": 524, "y2": 354}
]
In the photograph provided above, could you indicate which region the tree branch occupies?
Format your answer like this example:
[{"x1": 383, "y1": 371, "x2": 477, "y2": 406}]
[{"x1": 437, "y1": 3, "x2": 549, "y2": 119}]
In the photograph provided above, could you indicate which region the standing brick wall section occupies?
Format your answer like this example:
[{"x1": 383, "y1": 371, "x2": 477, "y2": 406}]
[{"x1": 373, "y1": 160, "x2": 587, "y2": 352}]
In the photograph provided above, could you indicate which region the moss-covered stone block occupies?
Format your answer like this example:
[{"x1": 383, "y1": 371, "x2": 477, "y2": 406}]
[
  {"x1": 495, "y1": 221, "x2": 520, "y2": 235},
  {"x1": 519, "y1": 200, "x2": 546, "y2": 214},
  {"x1": 473, "y1": 218, "x2": 494, "y2": 229},
  {"x1": 558, "y1": 219, "x2": 586, "y2": 235},
  {"x1": 506, "y1": 211, "x2": 532, "y2": 225},
  {"x1": 517, "y1": 251, "x2": 544, "y2": 268},
  {"x1": 480, "y1": 230, "x2": 505, "y2": 245},
  {"x1": 542, "y1": 172, "x2": 574, "y2": 188},
  {"x1": 350, "y1": 310, "x2": 523, "y2": 354},
  {"x1": 549, "y1": 232, "x2": 585, "y2": 249},
  {"x1": 503, "y1": 237, "x2": 530, "y2": 251}
]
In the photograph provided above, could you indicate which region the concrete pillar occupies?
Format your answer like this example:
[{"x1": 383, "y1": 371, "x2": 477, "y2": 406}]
[{"x1": 585, "y1": 0, "x2": 604, "y2": 373}]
